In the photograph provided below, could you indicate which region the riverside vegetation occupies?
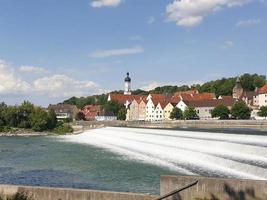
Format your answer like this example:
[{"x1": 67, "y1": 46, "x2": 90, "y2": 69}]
[{"x1": 0, "y1": 101, "x2": 73, "y2": 135}]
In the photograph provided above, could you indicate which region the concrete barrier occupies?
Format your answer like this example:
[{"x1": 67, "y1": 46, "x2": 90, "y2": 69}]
[
  {"x1": 0, "y1": 184, "x2": 157, "y2": 200},
  {"x1": 160, "y1": 175, "x2": 267, "y2": 200}
]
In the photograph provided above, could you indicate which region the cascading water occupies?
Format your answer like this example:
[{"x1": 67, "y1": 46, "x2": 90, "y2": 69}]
[{"x1": 62, "y1": 127, "x2": 267, "y2": 180}]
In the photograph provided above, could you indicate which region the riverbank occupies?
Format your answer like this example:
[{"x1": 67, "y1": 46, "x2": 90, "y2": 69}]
[
  {"x1": 73, "y1": 120, "x2": 267, "y2": 133},
  {"x1": 0, "y1": 129, "x2": 49, "y2": 137}
]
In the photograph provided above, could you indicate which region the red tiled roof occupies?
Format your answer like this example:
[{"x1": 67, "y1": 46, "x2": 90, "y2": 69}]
[
  {"x1": 82, "y1": 105, "x2": 101, "y2": 120},
  {"x1": 185, "y1": 98, "x2": 236, "y2": 108},
  {"x1": 109, "y1": 94, "x2": 146, "y2": 104},
  {"x1": 192, "y1": 93, "x2": 216, "y2": 101},
  {"x1": 258, "y1": 84, "x2": 267, "y2": 94}
]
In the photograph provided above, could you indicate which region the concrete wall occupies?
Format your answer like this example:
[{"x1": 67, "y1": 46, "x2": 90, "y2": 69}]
[
  {"x1": 160, "y1": 175, "x2": 267, "y2": 200},
  {"x1": 0, "y1": 184, "x2": 157, "y2": 200}
]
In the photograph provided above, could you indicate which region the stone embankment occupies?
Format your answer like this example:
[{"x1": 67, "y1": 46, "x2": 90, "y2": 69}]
[
  {"x1": 72, "y1": 120, "x2": 267, "y2": 132},
  {"x1": 1, "y1": 175, "x2": 267, "y2": 200}
]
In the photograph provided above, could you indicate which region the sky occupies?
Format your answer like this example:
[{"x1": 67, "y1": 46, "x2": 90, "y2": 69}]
[{"x1": 0, "y1": 0, "x2": 267, "y2": 106}]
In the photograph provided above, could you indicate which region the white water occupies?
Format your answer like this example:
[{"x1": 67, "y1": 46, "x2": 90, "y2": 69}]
[{"x1": 61, "y1": 127, "x2": 267, "y2": 180}]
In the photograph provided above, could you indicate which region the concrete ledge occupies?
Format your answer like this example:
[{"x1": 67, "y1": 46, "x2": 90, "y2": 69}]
[
  {"x1": 0, "y1": 184, "x2": 157, "y2": 200},
  {"x1": 160, "y1": 175, "x2": 267, "y2": 200}
]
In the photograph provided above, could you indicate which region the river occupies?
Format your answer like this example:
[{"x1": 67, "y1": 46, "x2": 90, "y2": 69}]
[{"x1": 0, "y1": 127, "x2": 267, "y2": 194}]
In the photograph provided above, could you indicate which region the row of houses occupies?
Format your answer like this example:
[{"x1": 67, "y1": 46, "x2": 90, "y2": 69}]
[
  {"x1": 108, "y1": 77, "x2": 267, "y2": 121},
  {"x1": 47, "y1": 73, "x2": 267, "y2": 121},
  {"x1": 47, "y1": 104, "x2": 117, "y2": 122}
]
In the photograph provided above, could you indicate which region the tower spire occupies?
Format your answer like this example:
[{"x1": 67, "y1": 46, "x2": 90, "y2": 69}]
[{"x1": 124, "y1": 72, "x2": 131, "y2": 95}]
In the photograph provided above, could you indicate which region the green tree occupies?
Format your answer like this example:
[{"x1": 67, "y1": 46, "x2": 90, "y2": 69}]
[
  {"x1": 258, "y1": 106, "x2": 267, "y2": 119},
  {"x1": 17, "y1": 101, "x2": 34, "y2": 128},
  {"x1": 47, "y1": 110, "x2": 57, "y2": 130},
  {"x1": 184, "y1": 107, "x2": 198, "y2": 120},
  {"x1": 117, "y1": 108, "x2": 127, "y2": 121},
  {"x1": 170, "y1": 107, "x2": 183, "y2": 120},
  {"x1": 4, "y1": 106, "x2": 19, "y2": 127},
  {"x1": 231, "y1": 101, "x2": 251, "y2": 119},
  {"x1": 102, "y1": 100, "x2": 125, "y2": 116},
  {"x1": 29, "y1": 108, "x2": 50, "y2": 132},
  {"x1": 211, "y1": 104, "x2": 230, "y2": 119},
  {"x1": 0, "y1": 102, "x2": 7, "y2": 126}
]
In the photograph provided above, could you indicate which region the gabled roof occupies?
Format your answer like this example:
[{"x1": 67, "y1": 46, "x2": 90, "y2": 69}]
[
  {"x1": 258, "y1": 84, "x2": 267, "y2": 94},
  {"x1": 109, "y1": 94, "x2": 146, "y2": 104},
  {"x1": 192, "y1": 93, "x2": 216, "y2": 101},
  {"x1": 185, "y1": 98, "x2": 236, "y2": 108},
  {"x1": 48, "y1": 104, "x2": 78, "y2": 112}
]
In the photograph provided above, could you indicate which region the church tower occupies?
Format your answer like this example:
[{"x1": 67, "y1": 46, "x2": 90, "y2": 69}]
[
  {"x1": 124, "y1": 72, "x2": 131, "y2": 95},
  {"x1": 233, "y1": 77, "x2": 243, "y2": 99}
]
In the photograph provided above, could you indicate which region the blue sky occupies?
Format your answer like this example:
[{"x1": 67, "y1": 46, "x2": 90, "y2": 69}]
[{"x1": 0, "y1": 0, "x2": 266, "y2": 106}]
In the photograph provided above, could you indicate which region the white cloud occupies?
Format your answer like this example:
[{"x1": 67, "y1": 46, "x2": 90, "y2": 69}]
[
  {"x1": 147, "y1": 16, "x2": 155, "y2": 24},
  {"x1": 91, "y1": 0, "x2": 122, "y2": 8},
  {"x1": 0, "y1": 60, "x2": 31, "y2": 94},
  {"x1": 19, "y1": 65, "x2": 45, "y2": 73},
  {"x1": 166, "y1": 0, "x2": 254, "y2": 27},
  {"x1": 89, "y1": 46, "x2": 144, "y2": 58},
  {"x1": 0, "y1": 59, "x2": 105, "y2": 100},
  {"x1": 33, "y1": 75, "x2": 101, "y2": 98},
  {"x1": 236, "y1": 18, "x2": 261, "y2": 27},
  {"x1": 222, "y1": 40, "x2": 235, "y2": 49}
]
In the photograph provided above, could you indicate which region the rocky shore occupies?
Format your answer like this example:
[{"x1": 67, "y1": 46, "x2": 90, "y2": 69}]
[{"x1": 0, "y1": 129, "x2": 49, "y2": 136}]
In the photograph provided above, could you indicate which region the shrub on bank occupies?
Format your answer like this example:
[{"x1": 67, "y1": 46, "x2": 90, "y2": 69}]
[{"x1": 52, "y1": 124, "x2": 73, "y2": 135}]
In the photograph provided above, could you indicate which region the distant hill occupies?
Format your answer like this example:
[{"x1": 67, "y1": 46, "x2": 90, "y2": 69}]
[{"x1": 62, "y1": 73, "x2": 266, "y2": 109}]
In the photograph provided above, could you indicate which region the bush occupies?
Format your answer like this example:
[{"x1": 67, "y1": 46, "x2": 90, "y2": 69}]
[
  {"x1": 170, "y1": 107, "x2": 183, "y2": 120},
  {"x1": 184, "y1": 107, "x2": 199, "y2": 120},
  {"x1": 258, "y1": 106, "x2": 267, "y2": 118},
  {"x1": 117, "y1": 108, "x2": 127, "y2": 120},
  {"x1": 211, "y1": 104, "x2": 230, "y2": 119},
  {"x1": 0, "y1": 126, "x2": 12, "y2": 133},
  {"x1": 231, "y1": 101, "x2": 251, "y2": 119},
  {"x1": 52, "y1": 124, "x2": 73, "y2": 135}
]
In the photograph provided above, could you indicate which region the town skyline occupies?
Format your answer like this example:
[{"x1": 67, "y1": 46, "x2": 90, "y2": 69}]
[{"x1": 0, "y1": 0, "x2": 267, "y2": 106}]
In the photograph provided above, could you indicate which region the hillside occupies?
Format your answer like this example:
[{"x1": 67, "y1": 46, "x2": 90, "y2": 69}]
[{"x1": 62, "y1": 73, "x2": 266, "y2": 109}]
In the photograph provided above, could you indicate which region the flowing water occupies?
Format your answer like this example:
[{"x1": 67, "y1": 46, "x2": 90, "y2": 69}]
[{"x1": 0, "y1": 127, "x2": 267, "y2": 194}]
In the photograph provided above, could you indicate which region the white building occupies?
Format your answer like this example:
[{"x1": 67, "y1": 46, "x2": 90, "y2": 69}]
[
  {"x1": 145, "y1": 95, "x2": 155, "y2": 121},
  {"x1": 258, "y1": 84, "x2": 267, "y2": 107}
]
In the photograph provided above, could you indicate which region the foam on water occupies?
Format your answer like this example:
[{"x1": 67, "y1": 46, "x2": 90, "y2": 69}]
[{"x1": 61, "y1": 127, "x2": 267, "y2": 180}]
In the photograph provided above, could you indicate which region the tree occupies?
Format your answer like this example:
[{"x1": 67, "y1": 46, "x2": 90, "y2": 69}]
[
  {"x1": 117, "y1": 108, "x2": 127, "y2": 121},
  {"x1": 29, "y1": 108, "x2": 50, "y2": 132},
  {"x1": 211, "y1": 104, "x2": 230, "y2": 119},
  {"x1": 102, "y1": 101, "x2": 125, "y2": 116},
  {"x1": 170, "y1": 107, "x2": 183, "y2": 120},
  {"x1": 75, "y1": 111, "x2": 86, "y2": 121},
  {"x1": 47, "y1": 110, "x2": 57, "y2": 130},
  {"x1": 231, "y1": 101, "x2": 251, "y2": 119},
  {"x1": 17, "y1": 101, "x2": 34, "y2": 128},
  {"x1": 258, "y1": 106, "x2": 267, "y2": 119},
  {"x1": 184, "y1": 107, "x2": 198, "y2": 120}
]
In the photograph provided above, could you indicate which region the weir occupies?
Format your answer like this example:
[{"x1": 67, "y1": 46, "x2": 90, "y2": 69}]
[{"x1": 62, "y1": 127, "x2": 267, "y2": 180}]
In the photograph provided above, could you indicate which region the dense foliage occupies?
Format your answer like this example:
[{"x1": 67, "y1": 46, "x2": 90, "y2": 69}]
[
  {"x1": 170, "y1": 107, "x2": 183, "y2": 120},
  {"x1": 117, "y1": 108, "x2": 127, "y2": 120},
  {"x1": 63, "y1": 94, "x2": 108, "y2": 109},
  {"x1": 0, "y1": 101, "x2": 71, "y2": 134},
  {"x1": 183, "y1": 107, "x2": 199, "y2": 120},
  {"x1": 211, "y1": 104, "x2": 230, "y2": 119},
  {"x1": 258, "y1": 106, "x2": 267, "y2": 118},
  {"x1": 231, "y1": 101, "x2": 252, "y2": 119}
]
